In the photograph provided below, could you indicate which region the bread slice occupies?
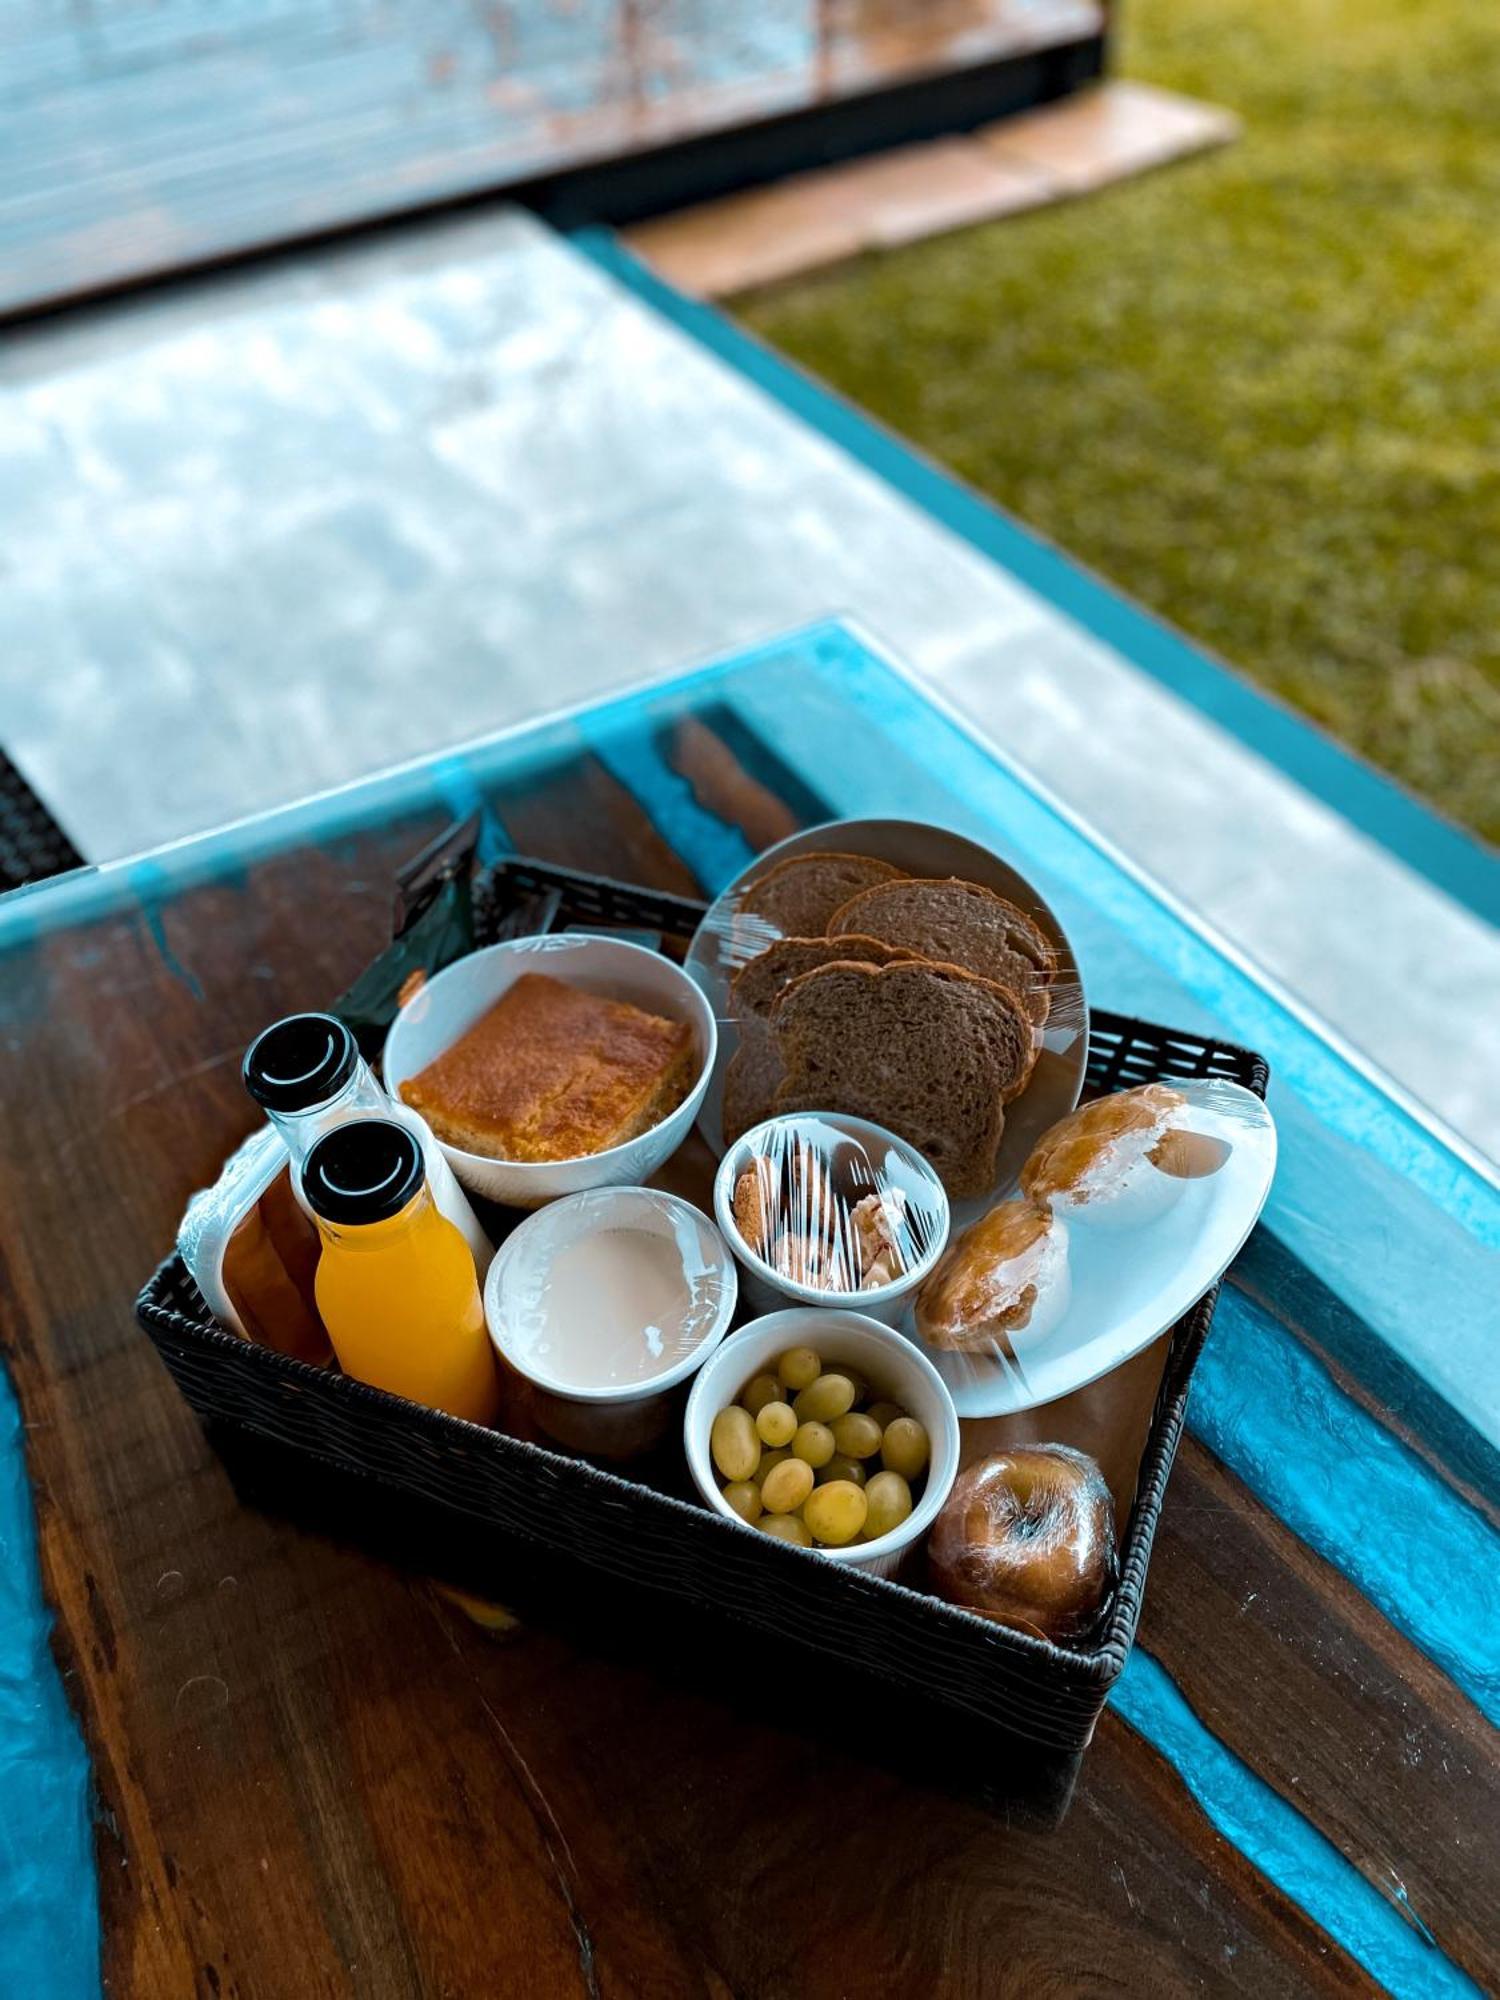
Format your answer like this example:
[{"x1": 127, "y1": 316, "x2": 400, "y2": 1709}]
[
  {"x1": 737, "y1": 851, "x2": 904, "y2": 939},
  {"x1": 722, "y1": 933, "x2": 919, "y2": 1142},
  {"x1": 732, "y1": 933, "x2": 923, "y2": 1017},
  {"x1": 767, "y1": 959, "x2": 1033, "y2": 1199},
  {"x1": 828, "y1": 876, "x2": 1056, "y2": 1032}
]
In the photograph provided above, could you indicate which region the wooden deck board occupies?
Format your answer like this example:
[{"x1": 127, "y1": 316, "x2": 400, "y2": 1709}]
[{"x1": 0, "y1": 0, "x2": 1104, "y2": 319}]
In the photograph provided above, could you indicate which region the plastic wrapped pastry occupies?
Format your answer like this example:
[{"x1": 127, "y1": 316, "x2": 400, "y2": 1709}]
[
  {"x1": 915, "y1": 1198, "x2": 1071, "y2": 1356},
  {"x1": 1020, "y1": 1083, "x2": 1213, "y2": 1228}
]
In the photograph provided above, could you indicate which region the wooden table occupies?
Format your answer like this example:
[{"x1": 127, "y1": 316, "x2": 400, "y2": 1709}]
[{"x1": 2, "y1": 622, "x2": 1496, "y2": 1997}]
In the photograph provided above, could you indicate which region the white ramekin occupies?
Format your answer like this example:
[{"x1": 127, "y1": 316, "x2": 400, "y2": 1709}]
[
  {"x1": 713, "y1": 1112, "x2": 950, "y2": 1327},
  {"x1": 683, "y1": 1307, "x2": 959, "y2": 1578},
  {"x1": 383, "y1": 933, "x2": 716, "y2": 1208},
  {"x1": 485, "y1": 1186, "x2": 737, "y2": 1461}
]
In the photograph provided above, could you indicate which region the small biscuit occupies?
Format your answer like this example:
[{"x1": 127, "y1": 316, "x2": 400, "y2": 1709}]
[{"x1": 732, "y1": 1155, "x2": 777, "y2": 1255}]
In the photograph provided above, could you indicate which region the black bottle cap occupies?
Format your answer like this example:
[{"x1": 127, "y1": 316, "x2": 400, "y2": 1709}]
[
  {"x1": 301, "y1": 1120, "x2": 425, "y2": 1226},
  {"x1": 244, "y1": 1013, "x2": 359, "y2": 1113}
]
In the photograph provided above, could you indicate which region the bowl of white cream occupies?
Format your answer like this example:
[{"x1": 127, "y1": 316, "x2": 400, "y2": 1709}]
[{"x1": 484, "y1": 1187, "x2": 738, "y2": 1459}]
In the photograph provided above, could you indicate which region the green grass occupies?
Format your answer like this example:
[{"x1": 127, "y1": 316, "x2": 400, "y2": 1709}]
[{"x1": 739, "y1": 0, "x2": 1500, "y2": 845}]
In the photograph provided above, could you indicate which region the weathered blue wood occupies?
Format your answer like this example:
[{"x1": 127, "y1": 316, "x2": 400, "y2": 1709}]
[
  {"x1": 0, "y1": 1375, "x2": 99, "y2": 2000},
  {"x1": 1112, "y1": 1652, "x2": 1484, "y2": 2000}
]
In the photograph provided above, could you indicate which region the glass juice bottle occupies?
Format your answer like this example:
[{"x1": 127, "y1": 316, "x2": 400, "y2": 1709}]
[
  {"x1": 301, "y1": 1119, "x2": 500, "y2": 1426},
  {"x1": 243, "y1": 1012, "x2": 492, "y2": 1273}
]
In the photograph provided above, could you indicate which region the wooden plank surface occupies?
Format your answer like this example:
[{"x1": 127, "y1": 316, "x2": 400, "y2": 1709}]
[
  {"x1": 0, "y1": 0, "x2": 1103, "y2": 320},
  {"x1": 1, "y1": 720, "x2": 1496, "y2": 1997}
]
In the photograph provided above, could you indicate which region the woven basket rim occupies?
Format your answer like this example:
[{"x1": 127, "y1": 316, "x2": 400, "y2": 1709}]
[{"x1": 136, "y1": 1251, "x2": 1167, "y2": 1684}]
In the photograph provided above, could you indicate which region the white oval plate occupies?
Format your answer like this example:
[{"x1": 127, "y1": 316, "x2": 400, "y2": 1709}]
[
  {"x1": 685, "y1": 817, "x2": 1087, "y2": 1216},
  {"x1": 921, "y1": 1077, "x2": 1277, "y2": 1416}
]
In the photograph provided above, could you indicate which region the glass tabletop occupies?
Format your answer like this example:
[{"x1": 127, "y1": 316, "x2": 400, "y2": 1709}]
[
  {"x1": 4, "y1": 615, "x2": 1497, "y2": 1998},
  {"x1": 8, "y1": 618, "x2": 1493, "y2": 1456}
]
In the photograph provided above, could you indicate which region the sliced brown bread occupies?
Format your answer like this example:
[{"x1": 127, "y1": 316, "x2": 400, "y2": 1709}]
[
  {"x1": 767, "y1": 959, "x2": 1033, "y2": 1199},
  {"x1": 828, "y1": 876, "x2": 1057, "y2": 1031},
  {"x1": 737, "y1": 850, "x2": 905, "y2": 939},
  {"x1": 722, "y1": 933, "x2": 920, "y2": 1142},
  {"x1": 731, "y1": 933, "x2": 922, "y2": 1017}
]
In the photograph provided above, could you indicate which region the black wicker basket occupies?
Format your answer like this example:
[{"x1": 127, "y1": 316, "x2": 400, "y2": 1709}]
[{"x1": 136, "y1": 856, "x2": 1269, "y2": 1752}]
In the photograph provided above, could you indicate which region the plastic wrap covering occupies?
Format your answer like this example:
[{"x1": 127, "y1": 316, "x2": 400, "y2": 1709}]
[{"x1": 916, "y1": 1080, "x2": 1277, "y2": 1418}]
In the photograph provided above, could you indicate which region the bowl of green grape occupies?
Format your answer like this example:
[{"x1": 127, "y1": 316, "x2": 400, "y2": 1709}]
[{"x1": 684, "y1": 1309, "x2": 959, "y2": 1577}]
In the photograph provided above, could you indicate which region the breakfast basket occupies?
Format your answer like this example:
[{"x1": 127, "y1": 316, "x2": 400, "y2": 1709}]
[{"x1": 136, "y1": 849, "x2": 1269, "y2": 1754}]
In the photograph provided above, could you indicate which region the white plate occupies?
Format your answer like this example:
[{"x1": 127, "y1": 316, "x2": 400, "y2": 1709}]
[
  {"x1": 685, "y1": 817, "x2": 1087, "y2": 1217},
  {"x1": 922, "y1": 1078, "x2": 1277, "y2": 1416}
]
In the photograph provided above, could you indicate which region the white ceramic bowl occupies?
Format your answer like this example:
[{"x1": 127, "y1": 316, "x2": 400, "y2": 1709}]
[
  {"x1": 713, "y1": 1112, "x2": 950, "y2": 1327},
  {"x1": 383, "y1": 933, "x2": 716, "y2": 1207},
  {"x1": 683, "y1": 1308, "x2": 960, "y2": 1578},
  {"x1": 485, "y1": 1187, "x2": 737, "y2": 1460}
]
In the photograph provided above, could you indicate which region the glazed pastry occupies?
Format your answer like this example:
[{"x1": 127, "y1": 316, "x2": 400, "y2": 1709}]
[
  {"x1": 927, "y1": 1446, "x2": 1118, "y2": 1642},
  {"x1": 915, "y1": 1198, "x2": 1069, "y2": 1353},
  {"x1": 1021, "y1": 1084, "x2": 1189, "y2": 1224}
]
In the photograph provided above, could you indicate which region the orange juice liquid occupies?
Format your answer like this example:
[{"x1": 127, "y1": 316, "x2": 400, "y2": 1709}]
[{"x1": 312, "y1": 1189, "x2": 499, "y2": 1425}]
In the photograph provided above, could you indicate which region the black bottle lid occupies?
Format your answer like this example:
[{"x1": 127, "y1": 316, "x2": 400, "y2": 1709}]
[
  {"x1": 301, "y1": 1120, "x2": 425, "y2": 1226},
  {"x1": 244, "y1": 1013, "x2": 359, "y2": 1113}
]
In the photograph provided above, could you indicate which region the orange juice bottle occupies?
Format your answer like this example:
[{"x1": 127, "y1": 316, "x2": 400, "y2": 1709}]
[{"x1": 301, "y1": 1120, "x2": 499, "y2": 1426}]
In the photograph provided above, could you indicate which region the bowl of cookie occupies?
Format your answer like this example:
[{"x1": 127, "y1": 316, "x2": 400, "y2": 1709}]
[
  {"x1": 713, "y1": 1111, "x2": 949, "y2": 1325},
  {"x1": 384, "y1": 933, "x2": 716, "y2": 1207},
  {"x1": 686, "y1": 819, "x2": 1087, "y2": 1222}
]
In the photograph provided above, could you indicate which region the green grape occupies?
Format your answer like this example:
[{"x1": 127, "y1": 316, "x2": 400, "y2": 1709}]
[
  {"x1": 755, "y1": 1399, "x2": 797, "y2": 1447},
  {"x1": 759, "y1": 1513, "x2": 813, "y2": 1546},
  {"x1": 776, "y1": 1346, "x2": 822, "y2": 1392},
  {"x1": 761, "y1": 1457, "x2": 816, "y2": 1515},
  {"x1": 803, "y1": 1480, "x2": 868, "y2": 1547},
  {"x1": 710, "y1": 1405, "x2": 760, "y2": 1483},
  {"x1": 722, "y1": 1480, "x2": 762, "y2": 1524},
  {"x1": 863, "y1": 1470, "x2": 913, "y2": 1540},
  {"x1": 793, "y1": 1373, "x2": 856, "y2": 1425},
  {"x1": 830, "y1": 1411, "x2": 883, "y2": 1460},
  {"x1": 758, "y1": 1446, "x2": 792, "y2": 1478},
  {"x1": 816, "y1": 1453, "x2": 867, "y2": 1488},
  {"x1": 741, "y1": 1372, "x2": 783, "y2": 1417},
  {"x1": 881, "y1": 1417, "x2": 929, "y2": 1480},
  {"x1": 792, "y1": 1421, "x2": 836, "y2": 1468},
  {"x1": 866, "y1": 1400, "x2": 903, "y2": 1431}
]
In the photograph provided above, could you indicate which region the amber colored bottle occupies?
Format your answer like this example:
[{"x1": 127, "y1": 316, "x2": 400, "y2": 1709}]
[{"x1": 301, "y1": 1120, "x2": 499, "y2": 1426}]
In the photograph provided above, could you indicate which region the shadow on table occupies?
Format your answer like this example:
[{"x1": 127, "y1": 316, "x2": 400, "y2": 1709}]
[{"x1": 208, "y1": 1420, "x2": 1087, "y2": 1828}]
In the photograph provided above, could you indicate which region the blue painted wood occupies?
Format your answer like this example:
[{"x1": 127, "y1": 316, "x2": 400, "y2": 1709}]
[
  {"x1": 574, "y1": 228, "x2": 1500, "y2": 931},
  {"x1": 1191, "y1": 1286, "x2": 1500, "y2": 1727},
  {"x1": 0, "y1": 1372, "x2": 99, "y2": 2000},
  {"x1": 1112, "y1": 1653, "x2": 1484, "y2": 2000}
]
